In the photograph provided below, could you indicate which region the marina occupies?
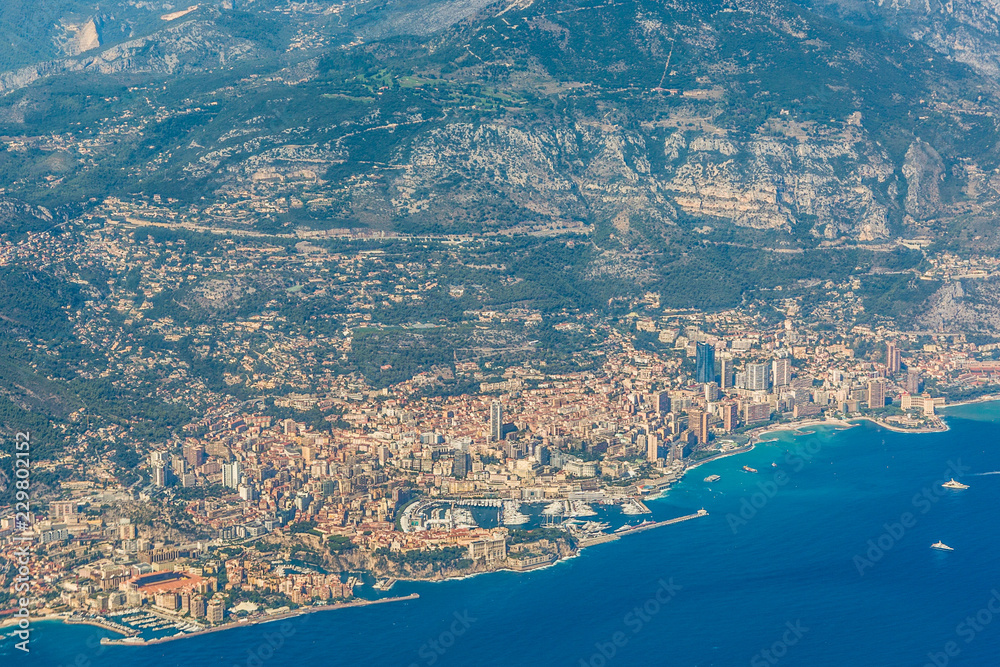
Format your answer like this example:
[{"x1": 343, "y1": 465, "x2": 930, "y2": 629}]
[{"x1": 575, "y1": 510, "x2": 709, "y2": 547}]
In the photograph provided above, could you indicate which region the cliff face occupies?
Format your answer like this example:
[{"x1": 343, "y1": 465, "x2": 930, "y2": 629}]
[
  {"x1": 902, "y1": 139, "x2": 945, "y2": 221},
  {"x1": 374, "y1": 118, "x2": 895, "y2": 238},
  {"x1": 57, "y1": 17, "x2": 102, "y2": 57},
  {"x1": 4, "y1": 0, "x2": 1000, "y2": 250},
  {"x1": 0, "y1": 20, "x2": 258, "y2": 94},
  {"x1": 919, "y1": 278, "x2": 1000, "y2": 333},
  {"x1": 807, "y1": 0, "x2": 1000, "y2": 78}
]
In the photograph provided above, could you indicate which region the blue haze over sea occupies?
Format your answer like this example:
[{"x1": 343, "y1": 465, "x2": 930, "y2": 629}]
[{"x1": 6, "y1": 401, "x2": 1000, "y2": 667}]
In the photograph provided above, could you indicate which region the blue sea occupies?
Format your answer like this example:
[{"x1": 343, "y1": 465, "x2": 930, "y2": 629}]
[{"x1": 7, "y1": 401, "x2": 1000, "y2": 667}]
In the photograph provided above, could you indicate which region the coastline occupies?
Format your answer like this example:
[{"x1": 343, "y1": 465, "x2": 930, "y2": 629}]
[
  {"x1": 19, "y1": 407, "x2": 988, "y2": 647},
  {"x1": 939, "y1": 394, "x2": 1000, "y2": 410},
  {"x1": 0, "y1": 613, "x2": 72, "y2": 632},
  {"x1": 847, "y1": 415, "x2": 948, "y2": 434},
  {"x1": 649, "y1": 418, "x2": 851, "y2": 493},
  {"x1": 101, "y1": 593, "x2": 420, "y2": 646}
]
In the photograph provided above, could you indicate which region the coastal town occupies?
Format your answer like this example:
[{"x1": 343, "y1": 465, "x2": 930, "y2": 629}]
[{"x1": 1, "y1": 210, "x2": 998, "y2": 642}]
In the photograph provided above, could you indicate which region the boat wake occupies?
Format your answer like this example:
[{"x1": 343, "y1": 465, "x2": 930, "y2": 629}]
[{"x1": 971, "y1": 471, "x2": 1000, "y2": 476}]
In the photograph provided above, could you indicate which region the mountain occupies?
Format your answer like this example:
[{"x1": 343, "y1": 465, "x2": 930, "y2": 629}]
[
  {"x1": 0, "y1": 0, "x2": 998, "y2": 251},
  {"x1": 1, "y1": 0, "x2": 1000, "y2": 331}
]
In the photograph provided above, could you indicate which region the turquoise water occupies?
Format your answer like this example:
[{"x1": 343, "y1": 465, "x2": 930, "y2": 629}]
[{"x1": 6, "y1": 402, "x2": 1000, "y2": 666}]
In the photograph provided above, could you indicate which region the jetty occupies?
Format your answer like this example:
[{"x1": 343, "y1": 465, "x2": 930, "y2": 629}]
[
  {"x1": 100, "y1": 594, "x2": 420, "y2": 646},
  {"x1": 577, "y1": 510, "x2": 708, "y2": 547}
]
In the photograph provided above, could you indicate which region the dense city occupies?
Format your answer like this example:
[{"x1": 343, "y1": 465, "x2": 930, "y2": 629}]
[{"x1": 1, "y1": 207, "x2": 998, "y2": 642}]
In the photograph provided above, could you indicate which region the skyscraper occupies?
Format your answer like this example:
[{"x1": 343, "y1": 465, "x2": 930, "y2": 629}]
[
  {"x1": 646, "y1": 433, "x2": 659, "y2": 463},
  {"x1": 223, "y1": 461, "x2": 242, "y2": 490},
  {"x1": 772, "y1": 358, "x2": 791, "y2": 387},
  {"x1": 720, "y1": 358, "x2": 734, "y2": 389},
  {"x1": 453, "y1": 453, "x2": 470, "y2": 478},
  {"x1": 688, "y1": 409, "x2": 705, "y2": 444},
  {"x1": 152, "y1": 464, "x2": 167, "y2": 488},
  {"x1": 867, "y1": 379, "x2": 886, "y2": 410},
  {"x1": 886, "y1": 341, "x2": 901, "y2": 375},
  {"x1": 490, "y1": 401, "x2": 503, "y2": 442},
  {"x1": 906, "y1": 369, "x2": 921, "y2": 394},
  {"x1": 654, "y1": 390, "x2": 671, "y2": 415},
  {"x1": 721, "y1": 402, "x2": 738, "y2": 432},
  {"x1": 747, "y1": 362, "x2": 770, "y2": 392},
  {"x1": 695, "y1": 342, "x2": 715, "y2": 384}
]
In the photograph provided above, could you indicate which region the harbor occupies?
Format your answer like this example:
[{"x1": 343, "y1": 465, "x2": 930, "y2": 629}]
[
  {"x1": 100, "y1": 594, "x2": 421, "y2": 646},
  {"x1": 576, "y1": 510, "x2": 709, "y2": 547}
]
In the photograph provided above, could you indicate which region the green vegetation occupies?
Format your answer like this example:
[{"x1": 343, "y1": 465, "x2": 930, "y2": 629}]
[
  {"x1": 289, "y1": 520, "x2": 319, "y2": 534},
  {"x1": 507, "y1": 527, "x2": 570, "y2": 545},
  {"x1": 327, "y1": 535, "x2": 355, "y2": 553},
  {"x1": 375, "y1": 546, "x2": 472, "y2": 570}
]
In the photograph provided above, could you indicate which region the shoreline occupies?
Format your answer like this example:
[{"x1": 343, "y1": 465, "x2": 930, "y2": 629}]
[
  {"x1": 101, "y1": 593, "x2": 420, "y2": 646},
  {"x1": 18, "y1": 404, "x2": 995, "y2": 646},
  {"x1": 940, "y1": 394, "x2": 1000, "y2": 410},
  {"x1": 848, "y1": 415, "x2": 948, "y2": 434}
]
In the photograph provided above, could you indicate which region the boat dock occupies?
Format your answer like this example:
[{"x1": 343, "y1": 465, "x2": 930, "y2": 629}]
[
  {"x1": 100, "y1": 594, "x2": 420, "y2": 646},
  {"x1": 577, "y1": 510, "x2": 708, "y2": 547}
]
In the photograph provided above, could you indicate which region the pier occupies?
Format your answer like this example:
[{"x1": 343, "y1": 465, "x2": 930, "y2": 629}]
[
  {"x1": 577, "y1": 510, "x2": 708, "y2": 547},
  {"x1": 100, "y1": 594, "x2": 420, "y2": 646}
]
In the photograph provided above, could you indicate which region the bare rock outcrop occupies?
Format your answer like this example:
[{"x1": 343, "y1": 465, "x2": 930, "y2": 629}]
[{"x1": 902, "y1": 139, "x2": 944, "y2": 220}]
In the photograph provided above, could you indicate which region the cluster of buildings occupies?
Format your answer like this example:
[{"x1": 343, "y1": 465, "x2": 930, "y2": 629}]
[{"x1": 3, "y1": 210, "x2": 1000, "y2": 626}]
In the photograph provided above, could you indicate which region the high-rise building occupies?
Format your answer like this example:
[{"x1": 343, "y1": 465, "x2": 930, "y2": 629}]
[
  {"x1": 646, "y1": 433, "x2": 659, "y2": 462},
  {"x1": 534, "y1": 445, "x2": 549, "y2": 466},
  {"x1": 744, "y1": 402, "x2": 771, "y2": 424},
  {"x1": 772, "y1": 358, "x2": 791, "y2": 387},
  {"x1": 171, "y1": 456, "x2": 187, "y2": 477},
  {"x1": 190, "y1": 596, "x2": 206, "y2": 619},
  {"x1": 183, "y1": 442, "x2": 205, "y2": 468},
  {"x1": 206, "y1": 598, "x2": 225, "y2": 624},
  {"x1": 453, "y1": 453, "x2": 470, "y2": 478},
  {"x1": 704, "y1": 382, "x2": 720, "y2": 402},
  {"x1": 688, "y1": 409, "x2": 704, "y2": 444},
  {"x1": 489, "y1": 401, "x2": 503, "y2": 442},
  {"x1": 720, "y1": 358, "x2": 734, "y2": 389},
  {"x1": 906, "y1": 370, "x2": 922, "y2": 394},
  {"x1": 222, "y1": 461, "x2": 242, "y2": 490},
  {"x1": 654, "y1": 391, "x2": 671, "y2": 415},
  {"x1": 722, "y1": 403, "x2": 738, "y2": 432},
  {"x1": 695, "y1": 342, "x2": 716, "y2": 384},
  {"x1": 886, "y1": 341, "x2": 901, "y2": 375},
  {"x1": 868, "y1": 379, "x2": 886, "y2": 410},
  {"x1": 747, "y1": 363, "x2": 770, "y2": 392},
  {"x1": 152, "y1": 464, "x2": 167, "y2": 488}
]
